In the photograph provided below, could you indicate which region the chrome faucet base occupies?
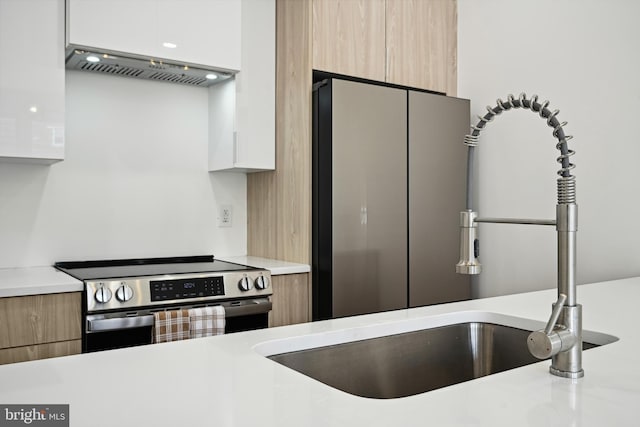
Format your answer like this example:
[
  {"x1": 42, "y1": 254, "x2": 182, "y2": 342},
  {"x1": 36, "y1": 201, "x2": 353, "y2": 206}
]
[
  {"x1": 549, "y1": 366, "x2": 584, "y2": 379},
  {"x1": 549, "y1": 303, "x2": 583, "y2": 378}
]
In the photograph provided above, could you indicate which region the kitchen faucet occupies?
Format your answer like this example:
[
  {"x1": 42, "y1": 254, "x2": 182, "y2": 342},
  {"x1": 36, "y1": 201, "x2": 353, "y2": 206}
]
[{"x1": 456, "y1": 93, "x2": 583, "y2": 378}]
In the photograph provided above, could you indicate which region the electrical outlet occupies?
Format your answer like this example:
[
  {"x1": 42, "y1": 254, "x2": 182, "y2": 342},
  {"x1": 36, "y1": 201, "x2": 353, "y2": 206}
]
[{"x1": 218, "y1": 204, "x2": 233, "y2": 227}]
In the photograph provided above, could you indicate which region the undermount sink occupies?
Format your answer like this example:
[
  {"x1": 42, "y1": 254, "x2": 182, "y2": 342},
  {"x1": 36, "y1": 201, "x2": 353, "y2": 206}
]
[{"x1": 257, "y1": 313, "x2": 618, "y2": 399}]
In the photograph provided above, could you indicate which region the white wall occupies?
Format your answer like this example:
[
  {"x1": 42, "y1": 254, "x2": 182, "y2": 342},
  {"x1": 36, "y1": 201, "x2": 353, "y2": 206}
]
[
  {"x1": 458, "y1": 0, "x2": 640, "y2": 297},
  {"x1": 0, "y1": 71, "x2": 246, "y2": 268}
]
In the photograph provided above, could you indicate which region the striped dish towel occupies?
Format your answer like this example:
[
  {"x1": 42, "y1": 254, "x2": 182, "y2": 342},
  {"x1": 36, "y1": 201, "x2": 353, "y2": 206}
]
[
  {"x1": 188, "y1": 306, "x2": 226, "y2": 338},
  {"x1": 153, "y1": 310, "x2": 190, "y2": 343}
]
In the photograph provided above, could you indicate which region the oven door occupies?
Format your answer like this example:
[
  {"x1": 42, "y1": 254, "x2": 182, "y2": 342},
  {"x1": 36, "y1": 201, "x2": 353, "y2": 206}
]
[{"x1": 84, "y1": 298, "x2": 271, "y2": 353}]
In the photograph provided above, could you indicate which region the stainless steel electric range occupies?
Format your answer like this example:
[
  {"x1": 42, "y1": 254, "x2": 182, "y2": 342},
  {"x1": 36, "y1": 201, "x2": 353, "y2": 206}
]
[{"x1": 55, "y1": 255, "x2": 272, "y2": 352}]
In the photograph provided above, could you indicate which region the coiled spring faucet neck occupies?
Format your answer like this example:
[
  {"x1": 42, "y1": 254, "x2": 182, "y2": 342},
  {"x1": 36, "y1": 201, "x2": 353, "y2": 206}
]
[
  {"x1": 463, "y1": 92, "x2": 575, "y2": 207},
  {"x1": 456, "y1": 92, "x2": 583, "y2": 379}
]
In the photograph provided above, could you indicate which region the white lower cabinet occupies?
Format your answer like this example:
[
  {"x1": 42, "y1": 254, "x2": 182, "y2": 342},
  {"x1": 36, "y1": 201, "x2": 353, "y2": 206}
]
[{"x1": 0, "y1": 0, "x2": 65, "y2": 163}]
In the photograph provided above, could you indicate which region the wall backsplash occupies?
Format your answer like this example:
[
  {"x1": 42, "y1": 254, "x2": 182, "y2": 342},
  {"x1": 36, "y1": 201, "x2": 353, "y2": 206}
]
[
  {"x1": 458, "y1": 0, "x2": 640, "y2": 298},
  {"x1": 0, "y1": 71, "x2": 246, "y2": 268}
]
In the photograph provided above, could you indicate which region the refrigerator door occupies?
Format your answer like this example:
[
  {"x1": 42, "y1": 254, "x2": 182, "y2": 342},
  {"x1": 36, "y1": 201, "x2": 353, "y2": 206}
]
[
  {"x1": 409, "y1": 91, "x2": 471, "y2": 306},
  {"x1": 331, "y1": 79, "x2": 408, "y2": 317}
]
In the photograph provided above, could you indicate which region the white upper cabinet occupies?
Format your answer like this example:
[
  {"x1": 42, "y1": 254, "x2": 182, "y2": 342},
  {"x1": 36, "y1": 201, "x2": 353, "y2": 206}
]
[
  {"x1": 66, "y1": 0, "x2": 241, "y2": 71},
  {"x1": 0, "y1": 0, "x2": 65, "y2": 163},
  {"x1": 209, "y1": 0, "x2": 275, "y2": 172},
  {"x1": 66, "y1": 0, "x2": 273, "y2": 172}
]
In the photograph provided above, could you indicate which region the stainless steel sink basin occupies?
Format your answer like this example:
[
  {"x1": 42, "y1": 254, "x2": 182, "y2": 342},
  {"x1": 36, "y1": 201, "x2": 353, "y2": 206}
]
[{"x1": 267, "y1": 322, "x2": 608, "y2": 399}]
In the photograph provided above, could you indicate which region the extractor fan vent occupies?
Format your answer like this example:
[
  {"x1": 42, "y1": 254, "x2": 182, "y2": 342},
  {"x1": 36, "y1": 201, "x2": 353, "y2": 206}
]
[
  {"x1": 80, "y1": 62, "x2": 144, "y2": 77},
  {"x1": 148, "y1": 71, "x2": 207, "y2": 86},
  {"x1": 66, "y1": 48, "x2": 234, "y2": 87}
]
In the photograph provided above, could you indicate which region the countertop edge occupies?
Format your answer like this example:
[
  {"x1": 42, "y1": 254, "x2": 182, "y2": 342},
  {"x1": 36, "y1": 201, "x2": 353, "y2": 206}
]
[
  {"x1": 0, "y1": 266, "x2": 84, "y2": 298},
  {"x1": 217, "y1": 255, "x2": 311, "y2": 275}
]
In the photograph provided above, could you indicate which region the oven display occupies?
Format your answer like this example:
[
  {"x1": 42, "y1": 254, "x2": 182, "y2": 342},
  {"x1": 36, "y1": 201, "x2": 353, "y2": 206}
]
[{"x1": 150, "y1": 277, "x2": 225, "y2": 301}]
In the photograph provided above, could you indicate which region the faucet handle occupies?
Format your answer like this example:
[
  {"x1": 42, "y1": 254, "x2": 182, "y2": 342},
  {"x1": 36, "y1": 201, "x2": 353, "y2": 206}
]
[
  {"x1": 527, "y1": 293, "x2": 576, "y2": 359},
  {"x1": 544, "y1": 293, "x2": 567, "y2": 334}
]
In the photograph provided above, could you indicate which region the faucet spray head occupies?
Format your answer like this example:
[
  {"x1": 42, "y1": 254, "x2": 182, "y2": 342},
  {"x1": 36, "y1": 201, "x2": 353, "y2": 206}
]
[{"x1": 456, "y1": 210, "x2": 481, "y2": 275}]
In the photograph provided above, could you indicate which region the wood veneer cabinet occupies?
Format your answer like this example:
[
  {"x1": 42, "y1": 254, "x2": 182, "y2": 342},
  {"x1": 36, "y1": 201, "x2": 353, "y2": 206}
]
[
  {"x1": 0, "y1": 292, "x2": 81, "y2": 365},
  {"x1": 312, "y1": 0, "x2": 457, "y2": 94},
  {"x1": 247, "y1": 0, "x2": 457, "y2": 288},
  {"x1": 386, "y1": 0, "x2": 457, "y2": 94},
  {"x1": 312, "y1": 0, "x2": 386, "y2": 82},
  {"x1": 269, "y1": 274, "x2": 310, "y2": 327},
  {"x1": 247, "y1": 0, "x2": 312, "y2": 264}
]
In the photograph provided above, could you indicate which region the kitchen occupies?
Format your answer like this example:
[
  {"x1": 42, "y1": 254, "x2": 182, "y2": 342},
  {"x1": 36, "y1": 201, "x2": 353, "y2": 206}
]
[{"x1": 1, "y1": 0, "x2": 640, "y2": 425}]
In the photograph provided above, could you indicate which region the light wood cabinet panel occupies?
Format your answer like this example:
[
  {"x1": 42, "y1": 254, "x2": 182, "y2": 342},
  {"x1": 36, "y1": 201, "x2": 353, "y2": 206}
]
[
  {"x1": 247, "y1": 172, "x2": 277, "y2": 257},
  {"x1": 269, "y1": 274, "x2": 310, "y2": 327},
  {"x1": 0, "y1": 340, "x2": 81, "y2": 365},
  {"x1": 386, "y1": 0, "x2": 457, "y2": 94},
  {"x1": 248, "y1": 0, "x2": 312, "y2": 263},
  {"x1": 247, "y1": 0, "x2": 457, "y2": 280},
  {"x1": 276, "y1": 0, "x2": 312, "y2": 263},
  {"x1": 312, "y1": 0, "x2": 386, "y2": 81},
  {"x1": 0, "y1": 293, "x2": 81, "y2": 349}
]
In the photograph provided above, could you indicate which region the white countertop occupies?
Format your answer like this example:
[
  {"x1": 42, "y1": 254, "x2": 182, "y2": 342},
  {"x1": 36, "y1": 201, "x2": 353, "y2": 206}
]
[
  {"x1": 0, "y1": 266, "x2": 83, "y2": 297},
  {"x1": 218, "y1": 255, "x2": 310, "y2": 275},
  {"x1": 0, "y1": 277, "x2": 638, "y2": 426}
]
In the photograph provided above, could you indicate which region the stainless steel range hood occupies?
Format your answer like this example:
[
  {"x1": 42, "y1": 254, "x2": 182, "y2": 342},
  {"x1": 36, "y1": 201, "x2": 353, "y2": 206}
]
[{"x1": 65, "y1": 47, "x2": 235, "y2": 87}]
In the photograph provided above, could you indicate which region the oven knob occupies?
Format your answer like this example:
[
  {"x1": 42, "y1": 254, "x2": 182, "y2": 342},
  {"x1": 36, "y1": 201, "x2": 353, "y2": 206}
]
[
  {"x1": 238, "y1": 276, "x2": 253, "y2": 292},
  {"x1": 255, "y1": 275, "x2": 269, "y2": 290},
  {"x1": 116, "y1": 284, "x2": 134, "y2": 302},
  {"x1": 95, "y1": 286, "x2": 112, "y2": 304}
]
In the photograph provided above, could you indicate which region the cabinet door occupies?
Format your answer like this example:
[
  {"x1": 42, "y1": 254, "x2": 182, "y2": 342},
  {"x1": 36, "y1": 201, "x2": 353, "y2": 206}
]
[
  {"x1": 408, "y1": 91, "x2": 470, "y2": 307},
  {"x1": 233, "y1": 0, "x2": 275, "y2": 170},
  {"x1": 312, "y1": 0, "x2": 385, "y2": 81},
  {"x1": 0, "y1": 293, "x2": 82, "y2": 349},
  {"x1": 67, "y1": 0, "x2": 241, "y2": 70},
  {"x1": 209, "y1": 0, "x2": 275, "y2": 172},
  {"x1": 386, "y1": 0, "x2": 457, "y2": 94},
  {"x1": 0, "y1": 0, "x2": 65, "y2": 162},
  {"x1": 269, "y1": 274, "x2": 310, "y2": 327}
]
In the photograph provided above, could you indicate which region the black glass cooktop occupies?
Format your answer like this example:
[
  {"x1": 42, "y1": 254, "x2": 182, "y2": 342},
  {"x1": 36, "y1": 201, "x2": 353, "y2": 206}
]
[{"x1": 55, "y1": 255, "x2": 256, "y2": 281}]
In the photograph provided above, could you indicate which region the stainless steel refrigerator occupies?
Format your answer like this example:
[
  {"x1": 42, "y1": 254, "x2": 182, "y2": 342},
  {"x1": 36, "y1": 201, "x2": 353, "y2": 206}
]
[{"x1": 312, "y1": 76, "x2": 471, "y2": 320}]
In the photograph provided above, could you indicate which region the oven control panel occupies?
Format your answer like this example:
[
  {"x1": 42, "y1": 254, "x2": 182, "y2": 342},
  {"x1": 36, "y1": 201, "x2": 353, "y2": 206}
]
[
  {"x1": 150, "y1": 277, "x2": 225, "y2": 302},
  {"x1": 85, "y1": 270, "x2": 272, "y2": 313}
]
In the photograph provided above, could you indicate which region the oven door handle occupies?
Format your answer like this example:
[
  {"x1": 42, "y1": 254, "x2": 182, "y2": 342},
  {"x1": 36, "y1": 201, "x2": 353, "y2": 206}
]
[
  {"x1": 87, "y1": 315, "x2": 154, "y2": 332},
  {"x1": 87, "y1": 299, "x2": 273, "y2": 332},
  {"x1": 225, "y1": 299, "x2": 273, "y2": 318}
]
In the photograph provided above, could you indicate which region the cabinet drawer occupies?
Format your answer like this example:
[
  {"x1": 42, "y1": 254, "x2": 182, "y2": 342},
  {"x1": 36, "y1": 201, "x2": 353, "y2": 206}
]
[
  {"x1": 0, "y1": 293, "x2": 81, "y2": 349},
  {"x1": 0, "y1": 340, "x2": 81, "y2": 365}
]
